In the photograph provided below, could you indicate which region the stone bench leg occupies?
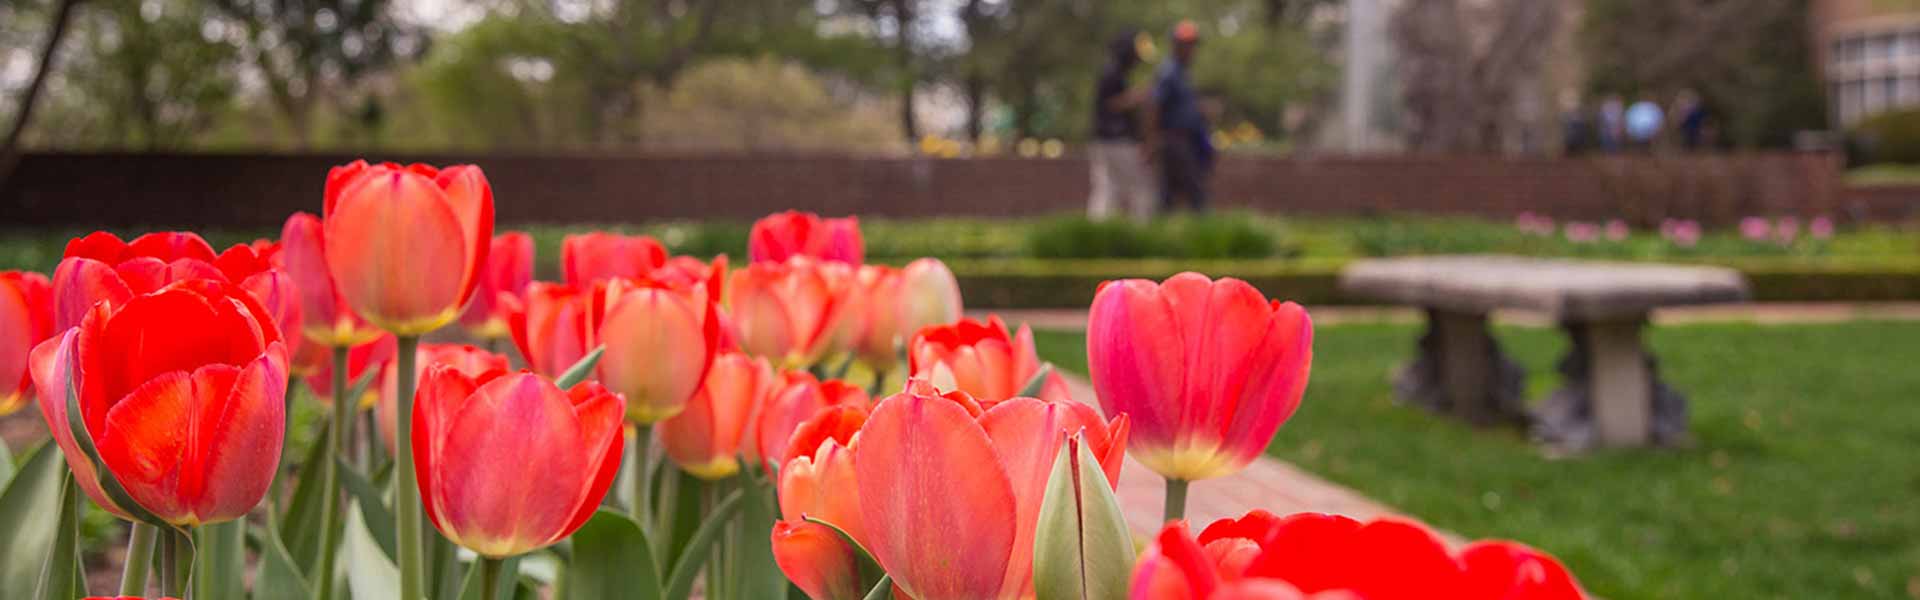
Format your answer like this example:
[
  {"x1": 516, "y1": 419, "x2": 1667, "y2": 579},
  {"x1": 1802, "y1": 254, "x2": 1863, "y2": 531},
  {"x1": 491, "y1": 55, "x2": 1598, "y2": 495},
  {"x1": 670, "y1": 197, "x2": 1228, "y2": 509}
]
[
  {"x1": 1394, "y1": 308, "x2": 1527, "y2": 426},
  {"x1": 1534, "y1": 315, "x2": 1689, "y2": 450}
]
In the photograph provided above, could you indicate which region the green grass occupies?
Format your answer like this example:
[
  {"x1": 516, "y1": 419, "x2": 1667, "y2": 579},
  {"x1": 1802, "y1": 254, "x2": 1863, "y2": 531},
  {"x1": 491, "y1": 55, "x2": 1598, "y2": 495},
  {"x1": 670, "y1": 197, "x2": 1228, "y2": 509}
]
[{"x1": 1033, "y1": 322, "x2": 1920, "y2": 599}]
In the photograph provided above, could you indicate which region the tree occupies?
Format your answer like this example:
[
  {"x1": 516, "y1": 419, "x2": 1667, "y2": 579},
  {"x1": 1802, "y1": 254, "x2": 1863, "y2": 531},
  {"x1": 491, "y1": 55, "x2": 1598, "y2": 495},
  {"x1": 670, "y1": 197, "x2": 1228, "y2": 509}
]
[
  {"x1": 1, "y1": 0, "x2": 81, "y2": 186},
  {"x1": 56, "y1": 0, "x2": 241, "y2": 149},
  {"x1": 1393, "y1": 0, "x2": 1566, "y2": 153},
  {"x1": 209, "y1": 0, "x2": 419, "y2": 147}
]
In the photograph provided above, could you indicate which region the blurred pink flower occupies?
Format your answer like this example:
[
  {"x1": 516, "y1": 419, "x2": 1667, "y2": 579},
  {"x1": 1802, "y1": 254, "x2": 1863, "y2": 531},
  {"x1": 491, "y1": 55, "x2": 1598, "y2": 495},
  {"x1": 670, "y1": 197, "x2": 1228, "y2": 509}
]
[
  {"x1": 1671, "y1": 221, "x2": 1701, "y2": 248},
  {"x1": 1604, "y1": 219, "x2": 1631, "y2": 242},
  {"x1": 1810, "y1": 216, "x2": 1836, "y2": 240},
  {"x1": 1774, "y1": 217, "x2": 1800, "y2": 245},
  {"x1": 1564, "y1": 222, "x2": 1599, "y2": 244},
  {"x1": 1515, "y1": 212, "x2": 1555, "y2": 236},
  {"x1": 1739, "y1": 217, "x2": 1771, "y2": 242}
]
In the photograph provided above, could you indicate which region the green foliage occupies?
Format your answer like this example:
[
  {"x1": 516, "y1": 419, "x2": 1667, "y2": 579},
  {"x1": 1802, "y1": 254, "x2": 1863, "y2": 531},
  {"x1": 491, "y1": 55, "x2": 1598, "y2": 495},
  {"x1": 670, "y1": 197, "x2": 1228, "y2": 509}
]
[
  {"x1": 1852, "y1": 109, "x2": 1920, "y2": 165},
  {"x1": 0, "y1": 444, "x2": 71, "y2": 596},
  {"x1": 1032, "y1": 435, "x2": 1133, "y2": 600},
  {"x1": 1026, "y1": 214, "x2": 1281, "y2": 259},
  {"x1": 636, "y1": 57, "x2": 903, "y2": 152},
  {"x1": 32, "y1": 0, "x2": 239, "y2": 149}
]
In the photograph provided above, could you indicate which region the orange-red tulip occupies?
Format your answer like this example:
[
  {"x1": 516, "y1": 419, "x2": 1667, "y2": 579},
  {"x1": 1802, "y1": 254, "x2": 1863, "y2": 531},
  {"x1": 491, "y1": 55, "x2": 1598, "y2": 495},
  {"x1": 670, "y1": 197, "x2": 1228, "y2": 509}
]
[
  {"x1": 749, "y1": 210, "x2": 863, "y2": 265},
  {"x1": 1130, "y1": 511, "x2": 1582, "y2": 600},
  {"x1": 755, "y1": 371, "x2": 869, "y2": 468},
  {"x1": 304, "y1": 334, "x2": 396, "y2": 407},
  {"x1": 852, "y1": 265, "x2": 904, "y2": 371},
  {"x1": 772, "y1": 406, "x2": 866, "y2": 600},
  {"x1": 771, "y1": 381, "x2": 1126, "y2": 600},
  {"x1": 459, "y1": 232, "x2": 534, "y2": 340},
  {"x1": 214, "y1": 242, "x2": 304, "y2": 361},
  {"x1": 413, "y1": 368, "x2": 625, "y2": 558},
  {"x1": 508, "y1": 282, "x2": 592, "y2": 377},
  {"x1": 561, "y1": 232, "x2": 667, "y2": 286},
  {"x1": 1088, "y1": 273, "x2": 1313, "y2": 482},
  {"x1": 771, "y1": 519, "x2": 864, "y2": 600},
  {"x1": 729, "y1": 257, "x2": 860, "y2": 368},
  {"x1": 0, "y1": 271, "x2": 53, "y2": 415},
  {"x1": 50, "y1": 231, "x2": 223, "y2": 330},
  {"x1": 909, "y1": 315, "x2": 1071, "y2": 406},
  {"x1": 597, "y1": 277, "x2": 722, "y2": 423},
  {"x1": 377, "y1": 344, "x2": 513, "y2": 452},
  {"x1": 323, "y1": 160, "x2": 494, "y2": 336},
  {"x1": 31, "y1": 280, "x2": 288, "y2": 526},
  {"x1": 897, "y1": 258, "x2": 963, "y2": 337},
  {"x1": 281, "y1": 212, "x2": 384, "y2": 347},
  {"x1": 660, "y1": 351, "x2": 773, "y2": 479}
]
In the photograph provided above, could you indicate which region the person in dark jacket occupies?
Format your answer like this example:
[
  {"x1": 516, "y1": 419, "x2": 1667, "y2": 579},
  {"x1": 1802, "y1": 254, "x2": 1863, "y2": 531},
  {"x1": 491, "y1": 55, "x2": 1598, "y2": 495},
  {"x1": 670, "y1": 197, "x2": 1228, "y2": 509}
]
[
  {"x1": 1152, "y1": 20, "x2": 1212, "y2": 213},
  {"x1": 1088, "y1": 29, "x2": 1155, "y2": 222}
]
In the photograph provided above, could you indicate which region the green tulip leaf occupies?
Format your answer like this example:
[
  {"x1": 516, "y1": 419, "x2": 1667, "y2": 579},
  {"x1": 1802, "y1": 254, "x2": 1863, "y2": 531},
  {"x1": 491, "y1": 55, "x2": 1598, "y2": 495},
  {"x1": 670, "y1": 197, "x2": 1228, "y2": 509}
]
[
  {"x1": 0, "y1": 443, "x2": 68, "y2": 596},
  {"x1": 1017, "y1": 363, "x2": 1056, "y2": 399},
  {"x1": 280, "y1": 417, "x2": 334, "y2": 570},
  {"x1": 862, "y1": 575, "x2": 893, "y2": 600},
  {"x1": 251, "y1": 516, "x2": 314, "y2": 600},
  {"x1": 339, "y1": 456, "x2": 398, "y2": 561},
  {"x1": 30, "y1": 471, "x2": 83, "y2": 600},
  {"x1": 0, "y1": 438, "x2": 16, "y2": 490},
  {"x1": 663, "y1": 489, "x2": 743, "y2": 600},
  {"x1": 730, "y1": 470, "x2": 791, "y2": 600},
  {"x1": 457, "y1": 555, "x2": 522, "y2": 600},
  {"x1": 1032, "y1": 433, "x2": 1135, "y2": 600},
  {"x1": 344, "y1": 499, "x2": 402, "y2": 600},
  {"x1": 555, "y1": 346, "x2": 606, "y2": 389},
  {"x1": 193, "y1": 519, "x2": 247, "y2": 600},
  {"x1": 563, "y1": 509, "x2": 662, "y2": 600}
]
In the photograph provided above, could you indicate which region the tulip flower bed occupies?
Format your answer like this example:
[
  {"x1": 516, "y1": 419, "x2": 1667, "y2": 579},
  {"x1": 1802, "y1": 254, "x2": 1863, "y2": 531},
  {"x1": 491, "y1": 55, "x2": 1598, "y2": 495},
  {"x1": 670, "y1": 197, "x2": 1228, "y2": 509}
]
[
  {"x1": 0, "y1": 160, "x2": 1605, "y2": 600},
  {"x1": 1035, "y1": 321, "x2": 1920, "y2": 599}
]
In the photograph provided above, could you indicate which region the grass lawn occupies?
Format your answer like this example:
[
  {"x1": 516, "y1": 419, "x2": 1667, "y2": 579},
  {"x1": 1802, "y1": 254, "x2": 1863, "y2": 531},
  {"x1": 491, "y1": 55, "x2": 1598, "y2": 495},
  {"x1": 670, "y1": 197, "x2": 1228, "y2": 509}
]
[{"x1": 1033, "y1": 321, "x2": 1920, "y2": 599}]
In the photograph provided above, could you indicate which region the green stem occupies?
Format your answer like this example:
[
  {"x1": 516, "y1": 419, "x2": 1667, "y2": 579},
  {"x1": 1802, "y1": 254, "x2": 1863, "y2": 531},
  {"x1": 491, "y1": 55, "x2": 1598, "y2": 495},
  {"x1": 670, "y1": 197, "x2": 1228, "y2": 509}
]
[
  {"x1": 314, "y1": 344, "x2": 352, "y2": 600},
  {"x1": 630, "y1": 425, "x2": 653, "y2": 525},
  {"x1": 1163, "y1": 478, "x2": 1190, "y2": 523},
  {"x1": 480, "y1": 556, "x2": 504, "y2": 600},
  {"x1": 159, "y1": 531, "x2": 181, "y2": 599},
  {"x1": 118, "y1": 522, "x2": 157, "y2": 596},
  {"x1": 395, "y1": 335, "x2": 424, "y2": 600}
]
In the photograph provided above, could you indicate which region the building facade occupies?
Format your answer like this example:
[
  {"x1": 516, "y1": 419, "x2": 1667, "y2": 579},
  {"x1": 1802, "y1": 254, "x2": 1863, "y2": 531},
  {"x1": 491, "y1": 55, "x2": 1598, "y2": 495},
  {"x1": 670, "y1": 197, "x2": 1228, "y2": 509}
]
[{"x1": 1813, "y1": 0, "x2": 1920, "y2": 126}]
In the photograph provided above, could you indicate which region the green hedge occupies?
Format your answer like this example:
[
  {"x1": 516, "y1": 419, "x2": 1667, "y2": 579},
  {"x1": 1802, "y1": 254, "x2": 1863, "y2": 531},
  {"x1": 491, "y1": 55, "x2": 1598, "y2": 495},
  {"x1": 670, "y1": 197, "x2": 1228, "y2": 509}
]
[{"x1": 950, "y1": 258, "x2": 1920, "y2": 308}]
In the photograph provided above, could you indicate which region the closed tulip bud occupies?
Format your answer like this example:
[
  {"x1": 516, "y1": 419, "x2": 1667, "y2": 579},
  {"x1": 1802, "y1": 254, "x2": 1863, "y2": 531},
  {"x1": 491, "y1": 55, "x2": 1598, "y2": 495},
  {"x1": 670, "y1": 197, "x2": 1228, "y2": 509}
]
[
  {"x1": 756, "y1": 372, "x2": 870, "y2": 468},
  {"x1": 414, "y1": 369, "x2": 625, "y2": 558},
  {"x1": 281, "y1": 212, "x2": 384, "y2": 348},
  {"x1": 561, "y1": 232, "x2": 667, "y2": 287},
  {"x1": 897, "y1": 258, "x2": 962, "y2": 335},
  {"x1": 597, "y1": 277, "x2": 722, "y2": 424},
  {"x1": 51, "y1": 231, "x2": 222, "y2": 331},
  {"x1": 459, "y1": 232, "x2": 534, "y2": 340},
  {"x1": 749, "y1": 210, "x2": 864, "y2": 265},
  {"x1": 772, "y1": 519, "x2": 866, "y2": 600},
  {"x1": 323, "y1": 160, "x2": 494, "y2": 336},
  {"x1": 852, "y1": 265, "x2": 905, "y2": 371},
  {"x1": 32, "y1": 280, "x2": 288, "y2": 526},
  {"x1": 0, "y1": 271, "x2": 53, "y2": 415},
  {"x1": 729, "y1": 257, "x2": 861, "y2": 368},
  {"x1": 1088, "y1": 273, "x2": 1313, "y2": 482},
  {"x1": 507, "y1": 282, "x2": 592, "y2": 377},
  {"x1": 660, "y1": 351, "x2": 773, "y2": 479},
  {"x1": 909, "y1": 315, "x2": 1071, "y2": 406}
]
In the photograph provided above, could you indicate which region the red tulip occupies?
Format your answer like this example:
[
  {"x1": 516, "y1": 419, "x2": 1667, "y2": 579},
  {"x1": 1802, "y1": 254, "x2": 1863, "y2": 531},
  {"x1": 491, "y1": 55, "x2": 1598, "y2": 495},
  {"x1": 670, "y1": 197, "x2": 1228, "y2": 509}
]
[
  {"x1": 770, "y1": 381, "x2": 1127, "y2": 599},
  {"x1": 281, "y1": 212, "x2": 384, "y2": 348},
  {"x1": 771, "y1": 519, "x2": 865, "y2": 600},
  {"x1": 413, "y1": 368, "x2": 625, "y2": 558},
  {"x1": 660, "y1": 351, "x2": 773, "y2": 479},
  {"x1": 49, "y1": 231, "x2": 219, "y2": 331},
  {"x1": 323, "y1": 160, "x2": 494, "y2": 336},
  {"x1": 378, "y1": 344, "x2": 513, "y2": 452},
  {"x1": 31, "y1": 280, "x2": 288, "y2": 526},
  {"x1": 897, "y1": 258, "x2": 963, "y2": 337},
  {"x1": 596, "y1": 277, "x2": 722, "y2": 423},
  {"x1": 749, "y1": 210, "x2": 863, "y2": 265},
  {"x1": 909, "y1": 315, "x2": 1071, "y2": 406},
  {"x1": 0, "y1": 271, "x2": 53, "y2": 415},
  {"x1": 729, "y1": 257, "x2": 861, "y2": 368},
  {"x1": 1088, "y1": 273, "x2": 1313, "y2": 482},
  {"x1": 755, "y1": 371, "x2": 869, "y2": 468},
  {"x1": 214, "y1": 242, "x2": 304, "y2": 361},
  {"x1": 1130, "y1": 511, "x2": 1582, "y2": 600},
  {"x1": 508, "y1": 282, "x2": 592, "y2": 377},
  {"x1": 771, "y1": 405, "x2": 867, "y2": 600},
  {"x1": 561, "y1": 232, "x2": 667, "y2": 287},
  {"x1": 304, "y1": 334, "x2": 396, "y2": 407},
  {"x1": 459, "y1": 232, "x2": 534, "y2": 340}
]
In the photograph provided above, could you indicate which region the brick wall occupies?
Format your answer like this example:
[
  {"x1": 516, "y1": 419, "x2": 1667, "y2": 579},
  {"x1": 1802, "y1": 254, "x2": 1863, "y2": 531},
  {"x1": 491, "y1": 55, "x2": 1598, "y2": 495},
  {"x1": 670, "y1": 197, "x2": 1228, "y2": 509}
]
[{"x1": 0, "y1": 151, "x2": 1845, "y2": 227}]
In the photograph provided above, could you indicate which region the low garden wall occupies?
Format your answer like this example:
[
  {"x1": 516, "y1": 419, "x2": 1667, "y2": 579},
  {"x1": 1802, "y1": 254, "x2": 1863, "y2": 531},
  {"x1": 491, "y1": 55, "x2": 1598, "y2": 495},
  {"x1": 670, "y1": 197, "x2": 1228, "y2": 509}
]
[{"x1": 0, "y1": 151, "x2": 1846, "y2": 227}]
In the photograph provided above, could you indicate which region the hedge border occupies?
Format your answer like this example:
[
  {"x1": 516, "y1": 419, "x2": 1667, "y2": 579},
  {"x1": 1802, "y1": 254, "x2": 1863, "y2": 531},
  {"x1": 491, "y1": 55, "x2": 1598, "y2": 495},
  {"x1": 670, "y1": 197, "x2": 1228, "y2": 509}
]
[{"x1": 949, "y1": 258, "x2": 1920, "y2": 308}]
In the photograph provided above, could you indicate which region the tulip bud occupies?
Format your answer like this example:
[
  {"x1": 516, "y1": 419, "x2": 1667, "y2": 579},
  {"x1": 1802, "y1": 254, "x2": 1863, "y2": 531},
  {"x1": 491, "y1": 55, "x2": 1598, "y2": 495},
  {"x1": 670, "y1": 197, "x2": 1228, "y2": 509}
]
[
  {"x1": 459, "y1": 232, "x2": 534, "y2": 340},
  {"x1": 897, "y1": 258, "x2": 962, "y2": 335},
  {"x1": 910, "y1": 315, "x2": 1071, "y2": 406},
  {"x1": 323, "y1": 161, "x2": 494, "y2": 336},
  {"x1": 749, "y1": 210, "x2": 864, "y2": 265},
  {"x1": 561, "y1": 232, "x2": 667, "y2": 287},
  {"x1": 281, "y1": 213, "x2": 384, "y2": 347},
  {"x1": 0, "y1": 271, "x2": 53, "y2": 415},
  {"x1": 660, "y1": 351, "x2": 773, "y2": 479},
  {"x1": 729, "y1": 258, "x2": 861, "y2": 369},
  {"x1": 596, "y1": 278, "x2": 722, "y2": 424}
]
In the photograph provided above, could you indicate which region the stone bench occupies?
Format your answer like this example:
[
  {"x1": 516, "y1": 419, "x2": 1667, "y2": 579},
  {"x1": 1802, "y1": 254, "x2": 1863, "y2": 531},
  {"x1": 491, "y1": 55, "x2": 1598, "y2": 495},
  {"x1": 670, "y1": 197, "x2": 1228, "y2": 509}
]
[{"x1": 1340, "y1": 255, "x2": 1749, "y2": 451}]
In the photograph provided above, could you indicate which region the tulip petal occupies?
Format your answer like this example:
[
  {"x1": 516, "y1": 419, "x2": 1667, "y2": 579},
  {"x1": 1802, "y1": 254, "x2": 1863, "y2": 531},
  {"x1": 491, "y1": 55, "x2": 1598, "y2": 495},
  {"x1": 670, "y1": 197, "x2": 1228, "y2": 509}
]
[
  {"x1": 978, "y1": 398, "x2": 1114, "y2": 598},
  {"x1": 773, "y1": 520, "x2": 865, "y2": 600},
  {"x1": 598, "y1": 287, "x2": 710, "y2": 423},
  {"x1": 52, "y1": 257, "x2": 132, "y2": 331},
  {"x1": 180, "y1": 351, "x2": 287, "y2": 524},
  {"x1": 855, "y1": 393, "x2": 1016, "y2": 600},
  {"x1": 91, "y1": 286, "x2": 266, "y2": 421},
  {"x1": 97, "y1": 369, "x2": 211, "y2": 524},
  {"x1": 1087, "y1": 280, "x2": 1185, "y2": 458},
  {"x1": 31, "y1": 330, "x2": 123, "y2": 516},
  {"x1": 557, "y1": 384, "x2": 626, "y2": 544},
  {"x1": 413, "y1": 365, "x2": 484, "y2": 533},
  {"x1": 432, "y1": 374, "x2": 587, "y2": 557},
  {"x1": 1218, "y1": 303, "x2": 1313, "y2": 473},
  {"x1": 434, "y1": 166, "x2": 495, "y2": 309}
]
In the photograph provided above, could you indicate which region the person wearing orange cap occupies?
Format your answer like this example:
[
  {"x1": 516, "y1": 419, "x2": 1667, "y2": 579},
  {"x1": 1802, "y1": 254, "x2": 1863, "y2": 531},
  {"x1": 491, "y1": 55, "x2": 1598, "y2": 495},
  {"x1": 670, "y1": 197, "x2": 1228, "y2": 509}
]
[{"x1": 1151, "y1": 20, "x2": 1213, "y2": 213}]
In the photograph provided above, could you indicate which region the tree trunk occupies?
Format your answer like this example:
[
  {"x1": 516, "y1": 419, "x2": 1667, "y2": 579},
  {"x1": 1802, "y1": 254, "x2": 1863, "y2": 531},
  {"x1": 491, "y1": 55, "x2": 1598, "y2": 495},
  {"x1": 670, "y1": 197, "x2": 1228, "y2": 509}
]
[
  {"x1": 1, "y1": 0, "x2": 83, "y2": 187},
  {"x1": 964, "y1": 73, "x2": 986, "y2": 142},
  {"x1": 891, "y1": 0, "x2": 919, "y2": 144}
]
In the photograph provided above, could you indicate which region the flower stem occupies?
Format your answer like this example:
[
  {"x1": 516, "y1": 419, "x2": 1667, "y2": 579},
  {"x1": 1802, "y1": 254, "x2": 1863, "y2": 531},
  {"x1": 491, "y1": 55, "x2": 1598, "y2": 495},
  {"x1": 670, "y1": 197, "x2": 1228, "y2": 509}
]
[
  {"x1": 480, "y1": 556, "x2": 504, "y2": 600},
  {"x1": 1163, "y1": 478, "x2": 1190, "y2": 523},
  {"x1": 118, "y1": 522, "x2": 157, "y2": 596},
  {"x1": 158, "y1": 530, "x2": 181, "y2": 599},
  {"x1": 314, "y1": 344, "x2": 352, "y2": 600},
  {"x1": 395, "y1": 334, "x2": 424, "y2": 600},
  {"x1": 630, "y1": 425, "x2": 653, "y2": 525}
]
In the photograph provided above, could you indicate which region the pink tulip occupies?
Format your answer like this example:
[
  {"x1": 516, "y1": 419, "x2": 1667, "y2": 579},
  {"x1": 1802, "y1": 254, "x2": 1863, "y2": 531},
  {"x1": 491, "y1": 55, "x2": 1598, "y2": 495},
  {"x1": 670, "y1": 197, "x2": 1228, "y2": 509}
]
[
  {"x1": 323, "y1": 161, "x2": 494, "y2": 336},
  {"x1": 749, "y1": 211, "x2": 864, "y2": 265},
  {"x1": 561, "y1": 232, "x2": 668, "y2": 287},
  {"x1": 281, "y1": 213, "x2": 384, "y2": 348},
  {"x1": 728, "y1": 257, "x2": 861, "y2": 368},
  {"x1": 1087, "y1": 273, "x2": 1313, "y2": 482}
]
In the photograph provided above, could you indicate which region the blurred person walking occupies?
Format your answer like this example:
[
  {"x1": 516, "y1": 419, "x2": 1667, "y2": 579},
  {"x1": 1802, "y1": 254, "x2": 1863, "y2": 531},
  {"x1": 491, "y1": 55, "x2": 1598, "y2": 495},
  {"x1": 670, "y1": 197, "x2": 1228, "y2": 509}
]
[
  {"x1": 1151, "y1": 20, "x2": 1213, "y2": 213},
  {"x1": 1625, "y1": 95, "x2": 1664, "y2": 151},
  {"x1": 1597, "y1": 94, "x2": 1626, "y2": 153},
  {"x1": 1089, "y1": 30, "x2": 1156, "y2": 223}
]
